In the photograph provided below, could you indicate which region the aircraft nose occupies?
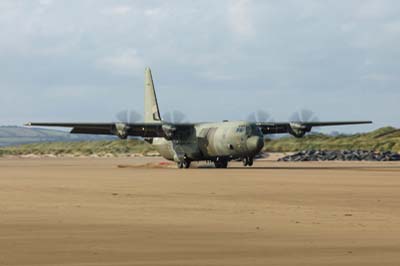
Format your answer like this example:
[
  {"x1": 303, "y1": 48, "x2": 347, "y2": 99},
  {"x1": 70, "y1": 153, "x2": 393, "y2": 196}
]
[{"x1": 247, "y1": 136, "x2": 264, "y2": 153}]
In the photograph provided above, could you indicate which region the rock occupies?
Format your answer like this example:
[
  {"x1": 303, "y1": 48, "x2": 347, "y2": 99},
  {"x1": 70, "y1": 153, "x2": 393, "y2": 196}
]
[{"x1": 278, "y1": 150, "x2": 400, "y2": 162}]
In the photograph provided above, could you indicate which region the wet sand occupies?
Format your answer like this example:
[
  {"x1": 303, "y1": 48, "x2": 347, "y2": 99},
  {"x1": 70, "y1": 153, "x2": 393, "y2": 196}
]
[{"x1": 1, "y1": 157, "x2": 400, "y2": 265}]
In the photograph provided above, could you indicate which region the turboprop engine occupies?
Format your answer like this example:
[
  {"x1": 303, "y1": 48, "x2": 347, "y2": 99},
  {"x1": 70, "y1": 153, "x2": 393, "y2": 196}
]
[
  {"x1": 161, "y1": 124, "x2": 176, "y2": 140},
  {"x1": 161, "y1": 123, "x2": 193, "y2": 141},
  {"x1": 114, "y1": 122, "x2": 129, "y2": 139},
  {"x1": 288, "y1": 122, "x2": 311, "y2": 138}
]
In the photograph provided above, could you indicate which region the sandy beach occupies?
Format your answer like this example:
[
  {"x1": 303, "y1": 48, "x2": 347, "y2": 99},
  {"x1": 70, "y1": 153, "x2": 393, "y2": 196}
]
[{"x1": 0, "y1": 157, "x2": 400, "y2": 265}]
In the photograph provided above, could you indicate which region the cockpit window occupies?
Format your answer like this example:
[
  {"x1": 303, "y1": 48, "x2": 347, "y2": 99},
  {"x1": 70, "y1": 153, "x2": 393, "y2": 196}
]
[
  {"x1": 236, "y1": 124, "x2": 261, "y2": 135},
  {"x1": 236, "y1": 125, "x2": 260, "y2": 135},
  {"x1": 236, "y1": 125, "x2": 246, "y2": 133}
]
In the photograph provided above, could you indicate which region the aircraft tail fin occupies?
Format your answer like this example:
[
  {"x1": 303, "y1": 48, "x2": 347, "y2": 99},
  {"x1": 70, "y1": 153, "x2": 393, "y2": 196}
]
[{"x1": 144, "y1": 67, "x2": 162, "y2": 123}]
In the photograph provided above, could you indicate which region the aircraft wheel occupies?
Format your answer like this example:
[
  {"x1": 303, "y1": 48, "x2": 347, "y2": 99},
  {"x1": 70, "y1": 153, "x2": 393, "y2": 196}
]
[
  {"x1": 243, "y1": 157, "x2": 253, "y2": 167},
  {"x1": 214, "y1": 160, "x2": 228, "y2": 168},
  {"x1": 177, "y1": 162, "x2": 184, "y2": 168},
  {"x1": 182, "y1": 160, "x2": 191, "y2": 169},
  {"x1": 221, "y1": 160, "x2": 228, "y2": 168},
  {"x1": 248, "y1": 157, "x2": 254, "y2": 166}
]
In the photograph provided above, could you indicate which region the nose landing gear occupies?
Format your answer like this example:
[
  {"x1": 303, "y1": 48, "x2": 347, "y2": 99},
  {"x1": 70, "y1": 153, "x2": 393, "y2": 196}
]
[
  {"x1": 177, "y1": 159, "x2": 191, "y2": 169},
  {"x1": 243, "y1": 157, "x2": 254, "y2": 167},
  {"x1": 177, "y1": 155, "x2": 191, "y2": 169},
  {"x1": 214, "y1": 157, "x2": 228, "y2": 168}
]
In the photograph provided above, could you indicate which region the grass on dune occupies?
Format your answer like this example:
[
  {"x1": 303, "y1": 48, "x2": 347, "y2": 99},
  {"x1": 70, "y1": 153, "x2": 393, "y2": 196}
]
[
  {"x1": 0, "y1": 139, "x2": 155, "y2": 156},
  {"x1": 264, "y1": 127, "x2": 400, "y2": 153}
]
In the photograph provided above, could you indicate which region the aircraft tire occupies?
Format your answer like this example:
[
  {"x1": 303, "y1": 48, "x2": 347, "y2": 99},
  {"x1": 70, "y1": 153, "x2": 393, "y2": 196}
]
[
  {"x1": 182, "y1": 160, "x2": 191, "y2": 169},
  {"x1": 243, "y1": 157, "x2": 253, "y2": 167},
  {"x1": 248, "y1": 157, "x2": 254, "y2": 166},
  {"x1": 214, "y1": 160, "x2": 228, "y2": 168}
]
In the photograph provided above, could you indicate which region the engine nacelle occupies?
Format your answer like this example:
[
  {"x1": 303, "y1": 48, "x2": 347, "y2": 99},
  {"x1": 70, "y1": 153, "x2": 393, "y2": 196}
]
[
  {"x1": 162, "y1": 124, "x2": 193, "y2": 141},
  {"x1": 114, "y1": 123, "x2": 129, "y2": 139},
  {"x1": 288, "y1": 123, "x2": 311, "y2": 138},
  {"x1": 162, "y1": 124, "x2": 177, "y2": 140}
]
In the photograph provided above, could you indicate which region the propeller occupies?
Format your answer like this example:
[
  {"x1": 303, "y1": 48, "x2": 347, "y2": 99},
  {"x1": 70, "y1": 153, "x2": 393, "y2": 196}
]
[
  {"x1": 289, "y1": 109, "x2": 320, "y2": 136},
  {"x1": 289, "y1": 109, "x2": 319, "y2": 123},
  {"x1": 114, "y1": 109, "x2": 142, "y2": 140},
  {"x1": 247, "y1": 110, "x2": 274, "y2": 123},
  {"x1": 116, "y1": 110, "x2": 142, "y2": 124},
  {"x1": 163, "y1": 110, "x2": 187, "y2": 123}
]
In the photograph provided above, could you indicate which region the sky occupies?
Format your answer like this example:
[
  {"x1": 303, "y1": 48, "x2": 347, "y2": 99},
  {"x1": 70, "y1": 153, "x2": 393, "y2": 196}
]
[{"x1": 0, "y1": 0, "x2": 399, "y2": 133}]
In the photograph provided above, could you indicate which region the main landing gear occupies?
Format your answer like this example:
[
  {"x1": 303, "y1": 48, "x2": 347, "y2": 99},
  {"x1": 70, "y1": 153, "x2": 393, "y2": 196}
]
[
  {"x1": 214, "y1": 160, "x2": 228, "y2": 168},
  {"x1": 243, "y1": 156, "x2": 254, "y2": 167}
]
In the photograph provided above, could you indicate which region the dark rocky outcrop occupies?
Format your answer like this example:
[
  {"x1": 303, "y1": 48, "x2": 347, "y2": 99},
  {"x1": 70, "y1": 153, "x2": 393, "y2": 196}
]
[{"x1": 278, "y1": 150, "x2": 400, "y2": 162}]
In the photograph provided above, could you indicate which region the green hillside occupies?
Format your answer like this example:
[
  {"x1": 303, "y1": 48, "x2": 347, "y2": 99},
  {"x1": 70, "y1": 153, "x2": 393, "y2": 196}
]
[
  {"x1": 0, "y1": 139, "x2": 154, "y2": 157},
  {"x1": 264, "y1": 127, "x2": 400, "y2": 153},
  {"x1": 0, "y1": 126, "x2": 110, "y2": 146}
]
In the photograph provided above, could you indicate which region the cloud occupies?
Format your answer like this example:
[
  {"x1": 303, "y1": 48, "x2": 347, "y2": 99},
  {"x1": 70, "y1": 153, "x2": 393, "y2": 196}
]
[
  {"x1": 384, "y1": 20, "x2": 400, "y2": 33},
  {"x1": 227, "y1": 0, "x2": 255, "y2": 38},
  {"x1": 0, "y1": 0, "x2": 399, "y2": 130},
  {"x1": 96, "y1": 49, "x2": 145, "y2": 75},
  {"x1": 102, "y1": 5, "x2": 132, "y2": 16},
  {"x1": 144, "y1": 8, "x2": 162, "y2": 17},
  {"x1": 362, "y1": 73, "x2": 399, "y2": 82},
  {"x1": 199, "y1": 71, "x2": 235, "y2": 81},
  {"x1": 39, "y1": 0, "x2": 53, "y2": 6},
  {"x1": 354, "y1": 1, "x2": 393, "y2": 20}
]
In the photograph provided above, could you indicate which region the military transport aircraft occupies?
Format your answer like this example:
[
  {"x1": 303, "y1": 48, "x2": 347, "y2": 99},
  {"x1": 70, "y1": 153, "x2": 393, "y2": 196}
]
[{"x1": 26, "y1": 68, "x2": 372, "y2": 168}]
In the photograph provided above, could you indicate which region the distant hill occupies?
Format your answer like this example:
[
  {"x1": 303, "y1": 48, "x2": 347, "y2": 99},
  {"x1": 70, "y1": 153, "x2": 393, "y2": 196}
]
[
  {"x1": 0, "y1": 126, "x2": 112, "y2": 147},
  {"x1": 0, "y1": 139, "x2": 154, "y2": 157},
  {"x1": 264, "y1": 127, "x2": 400, "y2": 153}
]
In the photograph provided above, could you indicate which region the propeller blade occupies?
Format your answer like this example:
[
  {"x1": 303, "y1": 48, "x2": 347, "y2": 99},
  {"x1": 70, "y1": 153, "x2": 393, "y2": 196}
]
[
  {"x1": 163, "y1": 112, "x2": 172, "y2": 123},
  {"x1": 163, "y1": 110, "x2": 187, "y2": 123},
  {"x1": 116, "y1": 109, "x2": 142, "y2": 124},
  {"x1": 300, "y1": 109, "x2": 314, "y2": 122},
  {"x1": 256, "y1": 110, "x2": 271, "y2": 122},
  {"x1": 247, "y1": 110, "x2": 274, "y2": 122},
  {"x1": 290, "y1": 112, "x2": 301, "y2": 122},
  {"x1": 290, "y1": 109, "x2": 320, "y2": 132},
  {"x1": 172, "y1": 110, "x2": 186, "y2": 123},
  {"x1": 128, "y1": 110, "x2": 142, "y2": 123},
  {"x1": 247, "y1": 113, "x2": 257, "y2": 122},
  {"x1": 116, "y1": 110, "x2": 129, "y2": 123}
]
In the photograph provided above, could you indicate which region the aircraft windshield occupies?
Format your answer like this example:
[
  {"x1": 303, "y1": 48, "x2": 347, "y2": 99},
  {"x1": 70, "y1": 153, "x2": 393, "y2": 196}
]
[
  {"x1": 236, "y1": 125, "x2": 246, "y2": 133},
  {"x1": 236, "y1": 125, "x2": 258, "y2": 135}
]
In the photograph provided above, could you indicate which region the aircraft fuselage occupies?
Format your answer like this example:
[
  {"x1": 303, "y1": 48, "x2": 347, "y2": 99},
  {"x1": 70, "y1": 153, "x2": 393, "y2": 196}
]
[{"x1": 151, "y1": 121, "x2": 264, "y2": 163}]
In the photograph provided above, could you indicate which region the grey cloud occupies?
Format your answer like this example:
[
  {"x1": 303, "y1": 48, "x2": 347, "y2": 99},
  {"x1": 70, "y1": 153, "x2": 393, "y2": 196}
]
[{"x1": 0, "y1": 0, "x2": 399, "y2": 131}]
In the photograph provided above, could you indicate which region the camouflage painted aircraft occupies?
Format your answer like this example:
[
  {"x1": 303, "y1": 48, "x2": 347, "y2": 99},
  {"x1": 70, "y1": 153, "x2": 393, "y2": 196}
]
[{"x1": 26, "y1": 68, "x2": 372, "y2": 168}]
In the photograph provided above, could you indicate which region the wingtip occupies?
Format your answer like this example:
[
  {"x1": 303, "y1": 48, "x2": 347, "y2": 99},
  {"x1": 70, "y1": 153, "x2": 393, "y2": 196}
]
[{"x1": 24, "y1": 122, "x2": 32, "y2": 126}]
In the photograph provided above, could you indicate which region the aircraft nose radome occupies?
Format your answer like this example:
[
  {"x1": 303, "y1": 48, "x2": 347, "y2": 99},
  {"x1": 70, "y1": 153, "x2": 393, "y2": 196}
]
[{"x1": 247, "y1": 136, "x2": 264, "y2": 153}]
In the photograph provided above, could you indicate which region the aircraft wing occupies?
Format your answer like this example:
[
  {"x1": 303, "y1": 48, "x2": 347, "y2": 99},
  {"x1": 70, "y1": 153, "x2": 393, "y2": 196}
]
[
  {"x1": 256, "y1": 121, "x2": 372, "y2": 137},
  {"x1": 25, "y1": 122, "x2": 166, "y2": 138}
]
